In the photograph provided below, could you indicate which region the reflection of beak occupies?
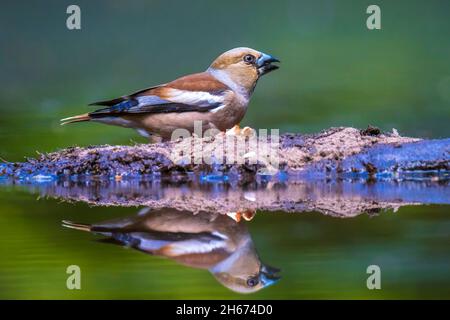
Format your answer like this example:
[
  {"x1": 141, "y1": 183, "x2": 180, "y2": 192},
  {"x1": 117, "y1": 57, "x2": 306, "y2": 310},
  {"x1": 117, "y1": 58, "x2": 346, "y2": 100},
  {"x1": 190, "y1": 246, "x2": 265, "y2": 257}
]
[
  {"x1": 261, "y1": 264, "x2": 281, "y2": 274},
  {"x1": 260, "y1": 263, "x2": 281, "y2": 287},
  {"x1": 257, "y1": 53, "x2": 280, "y2": 75}
]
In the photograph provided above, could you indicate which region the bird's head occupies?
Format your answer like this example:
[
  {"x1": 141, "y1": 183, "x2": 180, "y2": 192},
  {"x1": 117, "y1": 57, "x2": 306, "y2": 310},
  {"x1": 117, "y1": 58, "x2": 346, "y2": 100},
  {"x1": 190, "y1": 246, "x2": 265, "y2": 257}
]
[
  {"x1": 208, "y1": 47, "x2": 280, "y2": 95},
  {"x1": 213, "y1": 261, "x2": 281, "y2": 294}
]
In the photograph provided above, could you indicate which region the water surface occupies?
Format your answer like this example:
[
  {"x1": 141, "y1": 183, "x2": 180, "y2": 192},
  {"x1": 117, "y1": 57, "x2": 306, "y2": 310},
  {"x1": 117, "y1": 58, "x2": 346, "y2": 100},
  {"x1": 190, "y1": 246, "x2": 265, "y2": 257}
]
[{"x1": 0, "y1": 177, "x2": 448, "y2": 299}]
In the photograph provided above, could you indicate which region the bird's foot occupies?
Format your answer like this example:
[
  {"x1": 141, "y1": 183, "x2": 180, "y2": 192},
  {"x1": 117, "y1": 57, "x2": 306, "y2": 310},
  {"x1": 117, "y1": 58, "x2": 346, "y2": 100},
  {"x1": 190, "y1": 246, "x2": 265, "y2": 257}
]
[
  {"x1": 241, "y1": 126, "x2": 256, "y2": 137},
  {"x1": 225, "y1": 124, "x2": 241, "y2": 136},
  {"x1": 225, "y1": 125, "x2": 256, "y2": 137}
]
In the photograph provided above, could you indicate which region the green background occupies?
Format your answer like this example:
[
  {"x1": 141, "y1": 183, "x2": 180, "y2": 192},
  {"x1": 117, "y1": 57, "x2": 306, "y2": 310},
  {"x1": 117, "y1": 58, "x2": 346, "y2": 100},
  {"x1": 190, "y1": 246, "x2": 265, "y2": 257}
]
[
  {"x1": 0, "y1": 0, "x2": 449, "y2": 160},
  {"x1": 0, "y1": 0, "x2": 449, "y2": 299}
]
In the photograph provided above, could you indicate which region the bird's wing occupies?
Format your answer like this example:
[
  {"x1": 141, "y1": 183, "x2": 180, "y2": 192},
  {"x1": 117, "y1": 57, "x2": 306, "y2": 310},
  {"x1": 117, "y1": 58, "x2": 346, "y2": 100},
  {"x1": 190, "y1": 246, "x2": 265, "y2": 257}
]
[{"x1": 88, "y1": 72, "x2": 231, "y2": 116}]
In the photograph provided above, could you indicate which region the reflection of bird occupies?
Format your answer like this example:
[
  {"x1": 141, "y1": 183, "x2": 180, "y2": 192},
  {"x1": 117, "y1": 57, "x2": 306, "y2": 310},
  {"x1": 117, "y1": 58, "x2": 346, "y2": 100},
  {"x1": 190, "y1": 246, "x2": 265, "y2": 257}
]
[
  {"x1": 62, "y1": 207, "x2": 280, "y2": 293},
  {"x1": 61, "y1": 47, "x2": 279, "y2": 141}
]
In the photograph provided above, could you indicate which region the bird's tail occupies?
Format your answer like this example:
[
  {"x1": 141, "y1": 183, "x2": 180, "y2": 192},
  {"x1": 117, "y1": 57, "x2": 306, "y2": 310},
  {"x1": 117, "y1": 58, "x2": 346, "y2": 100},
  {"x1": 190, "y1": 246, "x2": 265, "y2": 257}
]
[
  {"x1": 62, "y1": 220, "x2": 92, "y2": 232},
  {"x1": 60, "y1": 113, "x2": 91, "y2": 125}
]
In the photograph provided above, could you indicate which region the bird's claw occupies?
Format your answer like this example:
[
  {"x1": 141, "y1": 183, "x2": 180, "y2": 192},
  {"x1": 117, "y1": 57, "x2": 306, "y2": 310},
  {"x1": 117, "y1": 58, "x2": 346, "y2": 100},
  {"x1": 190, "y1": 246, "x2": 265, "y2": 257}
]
[
  {"x1": 241, "y1": 126, "x2": 256, "y2": 137},
  {"x1": 225, "y1": 125, "x2": 256, "y2": 137}
]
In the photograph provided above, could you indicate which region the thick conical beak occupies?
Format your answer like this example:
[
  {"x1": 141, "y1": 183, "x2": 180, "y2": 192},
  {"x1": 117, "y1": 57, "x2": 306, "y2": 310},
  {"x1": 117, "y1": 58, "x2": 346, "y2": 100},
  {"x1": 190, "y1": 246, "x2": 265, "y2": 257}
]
[{"x1": 257, "y1": 53, "x2": 280, "y2": 75}]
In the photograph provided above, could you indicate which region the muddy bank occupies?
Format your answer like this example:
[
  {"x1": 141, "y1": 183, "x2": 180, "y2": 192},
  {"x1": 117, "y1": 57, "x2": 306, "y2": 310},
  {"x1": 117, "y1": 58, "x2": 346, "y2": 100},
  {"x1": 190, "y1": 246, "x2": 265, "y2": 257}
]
[{"x1": 1, "y1": 127, "x2": 449, "y2": 182}]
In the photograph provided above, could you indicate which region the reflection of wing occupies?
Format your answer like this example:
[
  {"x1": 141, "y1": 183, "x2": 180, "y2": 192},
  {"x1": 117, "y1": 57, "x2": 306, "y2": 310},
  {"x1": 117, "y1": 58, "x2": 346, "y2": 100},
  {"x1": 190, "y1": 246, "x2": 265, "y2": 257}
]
[
  {"x1": 103, "y1": 230, "x2": 230, "y2": 269},
  {"x1": 88, "y1": 72, "x2": 230, "y2": 116},
  {"x1": 62, "y1": 208, "x2": 238, "y2": 269}
]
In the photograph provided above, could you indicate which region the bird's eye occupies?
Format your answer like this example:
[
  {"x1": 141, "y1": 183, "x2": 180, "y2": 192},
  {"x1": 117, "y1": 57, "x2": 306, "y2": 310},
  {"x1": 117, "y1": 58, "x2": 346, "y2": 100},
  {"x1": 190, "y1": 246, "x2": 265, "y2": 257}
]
[
  {"x1": 243, "y1": 54, "x2": 256, "y2": 64},
  {"x1": 246, "y1": 277, "x2": 259, "y2": 287}
]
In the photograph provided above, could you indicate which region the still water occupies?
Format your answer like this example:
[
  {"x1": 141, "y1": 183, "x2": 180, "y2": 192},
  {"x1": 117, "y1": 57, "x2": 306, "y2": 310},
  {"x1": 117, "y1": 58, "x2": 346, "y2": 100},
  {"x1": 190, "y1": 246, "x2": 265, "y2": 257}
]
[{"x1": 0, "y1": 177, "x2": 448, "y2": 299}]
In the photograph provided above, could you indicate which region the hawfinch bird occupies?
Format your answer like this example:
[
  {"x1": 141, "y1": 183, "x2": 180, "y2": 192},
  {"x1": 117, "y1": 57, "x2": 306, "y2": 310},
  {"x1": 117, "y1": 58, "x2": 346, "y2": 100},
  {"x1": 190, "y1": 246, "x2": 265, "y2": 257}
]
[
  {"x1": 62, "y1": 207, "x2": 281, "y2": 293},
  {"x1": 61, "y1": 47, "x2": 279, "y2": 141}
]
